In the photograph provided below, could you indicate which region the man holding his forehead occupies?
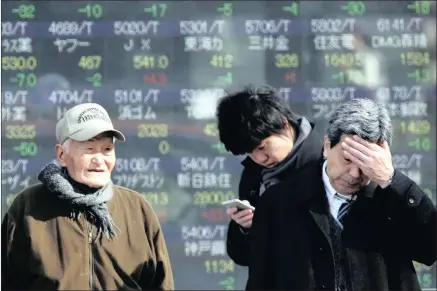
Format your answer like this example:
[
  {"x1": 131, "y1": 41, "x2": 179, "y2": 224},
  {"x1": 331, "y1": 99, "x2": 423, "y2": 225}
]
[
  {"x1": 2, "y1": 103, "x2": 174, "y2": 290},
  {"x1": 247, "y1": 98, "x2": 436, "y2": 290}
]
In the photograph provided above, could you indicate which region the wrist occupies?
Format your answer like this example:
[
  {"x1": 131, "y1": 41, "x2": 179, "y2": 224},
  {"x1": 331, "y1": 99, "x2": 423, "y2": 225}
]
[{"x1": 379, "y1": 169, "x2": 395, "y2": 189}]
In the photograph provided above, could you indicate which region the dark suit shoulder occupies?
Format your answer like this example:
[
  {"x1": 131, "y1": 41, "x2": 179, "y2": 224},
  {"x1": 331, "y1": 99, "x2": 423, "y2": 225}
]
[{"x1": 260, "y1": 158, "x2": 325, "y2": 205}]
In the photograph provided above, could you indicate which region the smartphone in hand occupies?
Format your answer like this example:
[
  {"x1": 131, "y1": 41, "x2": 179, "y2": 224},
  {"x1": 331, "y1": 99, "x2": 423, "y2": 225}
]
[{"x1": 221, "y1": 199, "x2": 255, "y2": 211}]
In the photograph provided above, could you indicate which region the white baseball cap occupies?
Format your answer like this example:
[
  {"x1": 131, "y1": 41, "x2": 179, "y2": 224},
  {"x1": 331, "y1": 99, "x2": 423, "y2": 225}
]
[{"x1": 56, "y1": 103, "x2": 125, "y2": 144}]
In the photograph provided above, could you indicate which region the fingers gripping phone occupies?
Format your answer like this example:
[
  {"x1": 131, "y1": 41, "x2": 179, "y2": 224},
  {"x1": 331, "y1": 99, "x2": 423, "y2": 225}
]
[{"x1": 221, "y1": 199, "x2": 255, "y2": 211}]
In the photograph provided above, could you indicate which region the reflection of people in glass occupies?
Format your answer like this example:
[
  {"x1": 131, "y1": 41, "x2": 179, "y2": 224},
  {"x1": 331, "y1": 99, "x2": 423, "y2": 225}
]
[
  {"x1": 216, "y1": 85, "x2": 322, "y2": 267},
  {"x1": 342, "y1": 33, "x2": 388, "y2": 89},
  {"x1": 2, "y1": 103, "x2": 174, "y2": 290},
  {"x1": 247, "y1": 99, "x2": 436, "y2": 290}
]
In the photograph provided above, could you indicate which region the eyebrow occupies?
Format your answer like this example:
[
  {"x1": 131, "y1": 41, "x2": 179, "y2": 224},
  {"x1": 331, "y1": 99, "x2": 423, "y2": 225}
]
[
  {"x1": 340, "y1": 150, "x2": 351, "y2": 161},
  {"x1": 87, "y1": 137, "x2": 114, "y2": 142}
]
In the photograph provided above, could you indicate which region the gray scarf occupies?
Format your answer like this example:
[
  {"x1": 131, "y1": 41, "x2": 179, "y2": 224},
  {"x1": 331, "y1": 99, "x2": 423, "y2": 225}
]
[
  {"x1": 260, "y1": 117, "x2": 313, "y2": 193},
  {"x1": 38, "y1": 162, "x2": 119, "y2": 239}
]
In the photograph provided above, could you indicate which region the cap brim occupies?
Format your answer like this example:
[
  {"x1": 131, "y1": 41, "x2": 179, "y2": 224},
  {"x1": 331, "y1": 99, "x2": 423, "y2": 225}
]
[{"x1": 69, "y1": 124, "x2": 126, "y2": 142}]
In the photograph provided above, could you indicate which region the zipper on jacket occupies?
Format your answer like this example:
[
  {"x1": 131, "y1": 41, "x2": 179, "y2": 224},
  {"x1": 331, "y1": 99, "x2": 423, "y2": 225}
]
[{"x1": 87, "y1": 220, "x2": 93, "y2": 290}]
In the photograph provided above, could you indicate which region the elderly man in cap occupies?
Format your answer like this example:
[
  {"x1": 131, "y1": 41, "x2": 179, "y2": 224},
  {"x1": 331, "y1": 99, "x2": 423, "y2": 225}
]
[{"x1": 2, "y1": 103, "x2": 174, "y2": 290}]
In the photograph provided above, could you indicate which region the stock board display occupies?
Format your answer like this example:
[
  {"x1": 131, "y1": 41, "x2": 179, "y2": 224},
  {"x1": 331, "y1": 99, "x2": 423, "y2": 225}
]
[{"x1": 1, "y1": 1, "x2": 436, "y2": 289}]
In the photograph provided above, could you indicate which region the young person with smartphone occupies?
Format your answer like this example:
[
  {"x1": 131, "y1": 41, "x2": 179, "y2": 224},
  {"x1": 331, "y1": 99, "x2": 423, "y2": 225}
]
[{"x1": 216, "y1": 85, "x2": 322, "y2": 266}]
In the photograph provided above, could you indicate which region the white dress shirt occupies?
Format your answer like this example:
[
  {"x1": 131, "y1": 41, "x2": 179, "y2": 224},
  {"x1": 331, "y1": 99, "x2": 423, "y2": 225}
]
[{"x1": 322, "y1": 160, "x2": 356, "y2": 226}]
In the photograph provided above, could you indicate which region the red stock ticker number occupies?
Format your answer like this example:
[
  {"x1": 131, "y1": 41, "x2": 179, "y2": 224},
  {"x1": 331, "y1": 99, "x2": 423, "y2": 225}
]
[
  {"x1": 144, "y1": 73, "x2": 168, "y2": 85},
  {"x1": 202, "y1": 208, "x2": 229, "y2": 223},
  {"x1": 156, "y1": 210, "x2": 168, "y2": 222},
  {"x1": 284, "y1": 72, "x2": 296, "y2": 83}
]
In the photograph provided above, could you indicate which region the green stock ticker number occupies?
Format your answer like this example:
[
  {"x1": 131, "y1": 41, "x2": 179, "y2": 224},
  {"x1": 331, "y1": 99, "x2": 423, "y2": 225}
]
[
  {"x1": 341, "y1": 1, "x2": 366, "y2": 16},
  {"x1": 15, "y1": 73, "x2": 37, "y2": 88},
  {"x1": 407, "y1": 1, "x2": 432, "y2": 15},
  {"x1": 144, "y1": 3, "x2": 167, "y2": 18},
  {"x1": 220, "y1": 276, "x2": 235, "y2": 290},
  {"x1": 212, "y1": 143, "x2": 227, "y2": 154},
  {"x1": 87, "y1": 73, "x2": 102, "y2": 87},
  {"x1": 217, "y1": 3, "x2": 232, "y2": 17},
  {"x1": 407, "y1": 69, "x2": 432, "y2": 83},
  {"x1": 77, "y1": 4, "x2": 103, "y2": 19},
  {"x1": 13, "y1": 142, "x2": 38, "y2": 157},
  {"x1": 12, "y1": 4, "x2": 35, "y2": 19},
  {"x1": 408, "y1": 137, "x2": 432, "y2": 152},
  {"x1": 283, "y1": 1, "x2": 367, "y2": 16}
]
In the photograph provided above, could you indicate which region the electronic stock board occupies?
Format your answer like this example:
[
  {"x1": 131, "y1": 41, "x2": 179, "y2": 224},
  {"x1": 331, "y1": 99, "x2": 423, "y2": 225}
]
[{"x1": 1, "y1": 1, "x2": 436, "y2": 289}]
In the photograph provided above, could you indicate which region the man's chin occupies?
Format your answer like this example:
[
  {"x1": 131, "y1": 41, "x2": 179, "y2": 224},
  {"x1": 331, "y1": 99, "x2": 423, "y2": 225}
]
[
  {"x1": 264, "y1": 162, "x2": 277, "y2": 168},
  {"x1": 334, "y1": 184, "x2": 361, "y2": 195},
  {"x1": 83, "y1": 177, "x2": 111, "y2": 188}
]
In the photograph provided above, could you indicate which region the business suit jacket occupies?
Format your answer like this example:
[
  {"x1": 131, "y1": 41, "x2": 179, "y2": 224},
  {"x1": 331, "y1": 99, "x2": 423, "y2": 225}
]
[{"x1": 247, "y1": 157, "x2": 436, "y2": 290}]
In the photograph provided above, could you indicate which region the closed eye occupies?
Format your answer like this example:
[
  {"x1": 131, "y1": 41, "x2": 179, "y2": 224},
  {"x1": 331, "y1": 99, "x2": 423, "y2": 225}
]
[
  {"x1": 104, "y1": 146, "x2": 114, "y2": 152},
  {"x1": 342, "y1": 151, "x2": 351, "y2": 163}
]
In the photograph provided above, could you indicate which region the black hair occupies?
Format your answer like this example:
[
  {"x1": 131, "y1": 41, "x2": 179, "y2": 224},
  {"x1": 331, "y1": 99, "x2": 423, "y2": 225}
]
[{"x1": 216, "y1": 84, "x2": 299, "y2": 155}]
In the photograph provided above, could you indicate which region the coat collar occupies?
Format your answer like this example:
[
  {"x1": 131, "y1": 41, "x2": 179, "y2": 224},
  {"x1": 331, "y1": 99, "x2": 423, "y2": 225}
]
[
  {"x1": 299, "y1": 160, "x2": 378, "y2": 247},
  {"x1": 292, "y1": 159, "x2": 378, "y2": 206}
]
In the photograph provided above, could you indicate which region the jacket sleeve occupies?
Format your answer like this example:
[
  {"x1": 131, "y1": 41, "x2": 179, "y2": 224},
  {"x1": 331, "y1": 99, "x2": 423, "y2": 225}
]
[
  {"x1": 377, "y1": 169, "x2": 436, "y2": 266},
  {"x1": 139, "y1": 200, "x2": 174, "y2": 290},
  {"x1": 226, "y1": 167, "x2": 260, "y2": 266},
  {"x1": 2, "y1": 213, "x2": 15, "y2": 290},
  {"x1": 2, "y1": 212, "x2": 29, "y2": 291},
  {"x1": 149, "y1": 226, "x2": 174, "y2": 290},
  {"x1": 246, "y1": 192, "x2": 274, "y2": 290},
  {"x1": 226, "y1": 220, "x2": 251, "y2": 266}
]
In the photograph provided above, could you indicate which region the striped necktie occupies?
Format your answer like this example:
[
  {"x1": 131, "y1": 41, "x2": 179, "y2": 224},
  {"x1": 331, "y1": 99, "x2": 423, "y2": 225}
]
[
  {"x1": 336, "y1": 194, "x2": 354, "y2": 223},
  {"x1": 337, "y1": 201, "x2": 350, "y2": 223}
]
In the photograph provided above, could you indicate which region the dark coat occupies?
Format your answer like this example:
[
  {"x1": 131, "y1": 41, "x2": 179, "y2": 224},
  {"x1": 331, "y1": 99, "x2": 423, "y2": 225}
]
[
  {"x1": 246, "y1": 157, "x2": 436, "y2": 290},
  {"x1": 226, "y1": 124, "x2": 323, "y2": 266}
]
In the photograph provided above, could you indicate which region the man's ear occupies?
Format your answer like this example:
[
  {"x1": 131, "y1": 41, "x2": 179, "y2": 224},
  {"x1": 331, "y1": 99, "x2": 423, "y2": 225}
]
[
  {"x1": 55, "y1": 144, "x2": 67, "y2": 167},
  {"x1": 282, "y1": 119, "x2": 291, "y2": 133},
  {"x1": 283, "y1": 119, "x2": 296, "y2": 139},
  {"x1": 323, "y1": 136, "x2": 330, "y2": 159}
]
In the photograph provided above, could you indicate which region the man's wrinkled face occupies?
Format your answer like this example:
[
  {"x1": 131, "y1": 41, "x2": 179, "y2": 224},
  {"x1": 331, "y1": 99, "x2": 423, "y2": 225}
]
[
  {"x1": 249, "y1": 131, "x2": 294, "y2": 168},
  {"x1": 56, "y1": 134, "x2": 116, "y2": 188},
  {"x1": 323, "y1": 134, "x2": 370, "y2": 195}
]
